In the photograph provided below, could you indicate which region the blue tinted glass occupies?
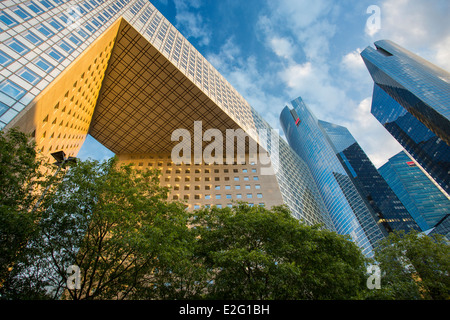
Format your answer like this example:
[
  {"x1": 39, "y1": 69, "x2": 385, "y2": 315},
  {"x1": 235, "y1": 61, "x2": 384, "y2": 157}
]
[
  {"x1": 0, "y1": 102, "x2": 9, "y2": 116},
  {"x1": 37, "y1": 24, "x2": 54, "y2": 37},
  {"x1": 59, "y1": 40, "x2": 73, "y2": 53},
  {"x1": 27, "y1": 2, "x2": 44, "y2": 14},
  {"x1": 77, "y1": 29, "x2": 89, "y2": 39},
  {"x1": 18, "y1": 67, "x2": 41, "y2": 85},
  {"x1": 0, "y1": 12, "x2": 18, "y2": 26},
  {"x1": 91, "y1": 18, "x2": 101, "y2": 28},
  {"x1": 7, "y1": 39, "x2": 29, "y2": 55},
  {"x1": 34, "y1": 57, "x2": 53, "y2": 71},
  {"x1": 39, "y1": 0, "x2": 54, "y2": 9},
  {"x1": 68, "y1": 34, "x2": 82, "y2": 45},
  {"x1": 48, "y1": 48, "x2": 64, "y2": 62},
  {"x1": 24, "y1": 31, "x2": 43, "y2": 45},
  {"x1": 49, "y1": 18, "x2": 63, "y2": 30},
  {"x1": 84, "y1": 23, "x2": 95, "y2": 33},
  {"x1": 13, "y1": 6, "x2": 32, "y2": 20},
  {"x1": 0, "y1": 80, "x2": 26, "y2": 99},
  {"x1": 0, "y1": 50, "x2": 13, "y2": 67}
]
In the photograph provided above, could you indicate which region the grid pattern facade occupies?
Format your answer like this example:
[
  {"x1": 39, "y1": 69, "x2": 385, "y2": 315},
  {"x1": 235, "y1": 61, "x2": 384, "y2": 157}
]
[
  {"x1": 117, "y1": 153, "x2": 285, "y2": 211},
  {"x1": 378, "y1": 151, "x2": 450, "y2": 232},
  {"x1": 319, "y1": 120, "x2": 420, "y2": 233},
  {"x1": 280, "y1": 97, "x2": 385, "y2": 256},
  {"x1": 1, "y1": 1, "x2": 333, "y2": 228},
  {"x1": 361, "y1": 40, "x2": 450, "y2": 195}
]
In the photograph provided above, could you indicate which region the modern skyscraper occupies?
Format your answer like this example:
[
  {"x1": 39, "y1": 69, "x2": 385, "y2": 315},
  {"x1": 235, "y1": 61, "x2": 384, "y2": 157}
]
[
  {"x1": 318, "y1": 120, "x2": 421, "y2": 233},
  {"x1": 280, "y1": 97, "x2": 386, "y2": 256},
  {"x1": 378, "y1": 150, "x2": 450, "y2": 234},
  {"x1": 0, "y1": 1, "x2": 335, "y2": 231},
  {"x1": 361, "y1": 40, "x2": 450, "y2": 195}
]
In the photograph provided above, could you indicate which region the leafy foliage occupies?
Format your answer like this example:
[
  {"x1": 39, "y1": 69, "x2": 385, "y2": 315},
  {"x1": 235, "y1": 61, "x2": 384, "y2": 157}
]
[
  {"x1": 0, "y1": 128, "x2": 47, "y2": 286},
  {"x1": 367, "y1": 230, "x2": 450, "y2": 300},
  {"x1": 192, "y1": 203, "x2": 369, "y2": 299}
]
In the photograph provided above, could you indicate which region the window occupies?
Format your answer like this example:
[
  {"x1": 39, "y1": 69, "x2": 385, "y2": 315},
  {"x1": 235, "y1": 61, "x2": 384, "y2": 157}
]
[
  {"x1": 68, "y1": 34, "x2": 82, "y2": 46},
  {"x1": 37, "y1": 24, "x2": 54, "y2": 37},
  {"x1": 247, "y1": 194, "x2": 253, "y2": 199},
  {"x1": 234, "y1": 177, "x2": 239, "y2": 181},
  {"x1": 205, "y1": 195, "x2": 211, "y2": 200},
  {"x1": 23, "y1": 31, "x2": 43, "y2": 45},
  {"x1": 47, "y1": 48, "x2": 64, "y2": 62},
  {"x1": 6, "y1": 39, "x2": 29, "y2": 55},
  {"x1": 252, "y1": 168, "x2": 257, "y2": 173},
  {"x1": 242, "y1": 169, "x2": 247, "y2": 173},
  {"x1": 49, "y1": 18, "x2": 64, "y2": 31},
  {"x1": 0, "y1": 80, "x2": 26, "y2": 99},
  {"x1": 40, "y1": 0, "x2": 54, "y2": 9},
  {"x1": 0, "y1": 51, "x2": 13, "y2": 67},
  {"x1": 17, "y1": 67, "x2": 41, "y2": 85},
  {"x1": 216, "y1": 195, "x2": 221, "y2": 199},
  {"x1": 77, "y1": 29, "x2": 89, "y2": 39},
  {"x1": 194, "y1": 205, "x2": 200, "y2": 210},
  {"x1": 27, "y1": 2, "x2": 44, "y2": 14},
  {"x1": 253, "y1": 176, "x2": 259, "y2": 181},
  {"x1": 0, "y1": 102, "x2": 9, "y2": 116},
  {"x1": 0, "y1": 12, "x2": 18, "y2": 27},
  {"x1": 59, "y1": 40, "x2": 74, "y2": 53},
  {"x1": 245, "y1": 185, "x2": 251, "y2": 189},
  {"x1": 235, "y1": 185, "x2": 241, "y2": 190},
  {"x1": 244, "y1": 176, "x2": 249, "y2": 181},
  {"x1": 226, "y1": 194, "x2": 232, "y2": 199},
  {"x1": 236, "y1": 194, "x2": 242, "y2": 199},
  {"x1": 12, "y1": 6, "x2": 32, "y2": 20},
  {"x1": 257, "y1": 193, "x2": 263, "y2": 198},
  {"x1": 225, "y1": 185, "x2": 231, "y2": 190},
  {"x1": 215, "y1": 186, "x2": 220, "y2": 190},
  {"x1": 255, "y1": 184, "x2": 261, "y2": 189}
]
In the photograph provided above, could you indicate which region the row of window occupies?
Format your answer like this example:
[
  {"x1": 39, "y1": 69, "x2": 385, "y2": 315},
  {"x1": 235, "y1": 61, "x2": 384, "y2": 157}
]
[
  {"x1": 168, "y1": 185, "x2": 261, "y2": 191},
  {"x1": 174, "y1": 194, "x2": 263, "y2": 200},
  {"x1": 155, "y1": 167, "x2": 258, "y2": 174},
  {"x1": 192, "y1": 203, "x2": 265, "y2": 210},
  {"x1": 163, "y1": 176, "x2": 260, "y2": 182}
]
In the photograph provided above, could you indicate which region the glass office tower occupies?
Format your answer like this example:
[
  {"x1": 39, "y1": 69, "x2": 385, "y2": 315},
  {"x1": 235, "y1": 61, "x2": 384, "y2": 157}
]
[
  {"x1": 0, "y1": 1, "x2": 335, "y2": 230},
  {"x1": 379, "y1": 151, "x2": 450, "y2": 233},
  {"x1": 318, "y1": 120, "x2": 421, "y2": 233},
  {"x1": 361, "y1": 40, "x2": 450, "y2": 195},
  {"x1": 280, "y1": 97, "x2": 386, "y2": 256}
]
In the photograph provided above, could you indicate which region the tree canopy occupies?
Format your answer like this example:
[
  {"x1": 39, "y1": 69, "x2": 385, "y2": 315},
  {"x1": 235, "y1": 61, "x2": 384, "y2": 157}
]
[{"x1": 1, "y1": 129, "x2": 449, "y2": 300}]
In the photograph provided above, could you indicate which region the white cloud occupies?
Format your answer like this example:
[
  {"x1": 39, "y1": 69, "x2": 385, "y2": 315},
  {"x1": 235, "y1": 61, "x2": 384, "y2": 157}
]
[
  {"x1": 377, "y1": 0, "x2": 450, "y2": 70},
  {"x1": 269, "y1": 37, "x2": 294, "y2": 60},
  {"x1": 173, "y1": 0, "x2": 211, "y2": 46},
  {"x1": 341, "y1": 48, "x2": 364, "y2": 73}
]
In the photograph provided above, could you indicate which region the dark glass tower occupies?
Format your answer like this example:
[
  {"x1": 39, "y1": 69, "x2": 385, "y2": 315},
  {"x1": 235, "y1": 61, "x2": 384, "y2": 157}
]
[
  {"x1": 378, "y1": 151, "x2": 450, "y2": 233},
  {"x1": 280, "y1": 97, "x2": 386, "y2": 257},
  {"x1": 318, "y1": 120, "x2": 421, "y2": 233},
  {"x1": 361, "y1": 40, "x2": 450, "y2": 195}
]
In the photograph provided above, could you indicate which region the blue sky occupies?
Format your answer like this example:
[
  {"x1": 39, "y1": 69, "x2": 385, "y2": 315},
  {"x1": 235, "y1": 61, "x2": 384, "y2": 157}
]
[{"x1": 78, "y1": 0, "x2": 450, "y2": 168}]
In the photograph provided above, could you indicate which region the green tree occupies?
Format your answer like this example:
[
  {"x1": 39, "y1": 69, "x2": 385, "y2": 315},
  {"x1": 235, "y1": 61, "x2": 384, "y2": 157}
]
[
  {"x1": 192, "y1": 202, "x2": 369, "y2": 300},
  {"x1": 367, "y1": 230, "x2": 450, "y2": 300},
  {"x1": 0, "y1": 128, "x2": 48, "y2": 287},
  {"x1": 1, "y1": 157, "x2": 202, "y2": 300}
]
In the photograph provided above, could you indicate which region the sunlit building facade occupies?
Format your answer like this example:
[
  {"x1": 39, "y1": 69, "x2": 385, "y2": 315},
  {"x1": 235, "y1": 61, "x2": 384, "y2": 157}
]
[
  {"x1": 318, "y1": 120, "x2": 420, "y2": 233},
  {"x1": 0, "y1": 1, "x2": 335, "y2": 230},
  {"x1": 378, "y1": 150, "x2": 450, "y2": 234},
  {"x1": 361, "y1": 40, "x2": 450, "y2": 195},
  {"x1": 280, "y1": 97, "x2": 386, "y2": 256}
]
